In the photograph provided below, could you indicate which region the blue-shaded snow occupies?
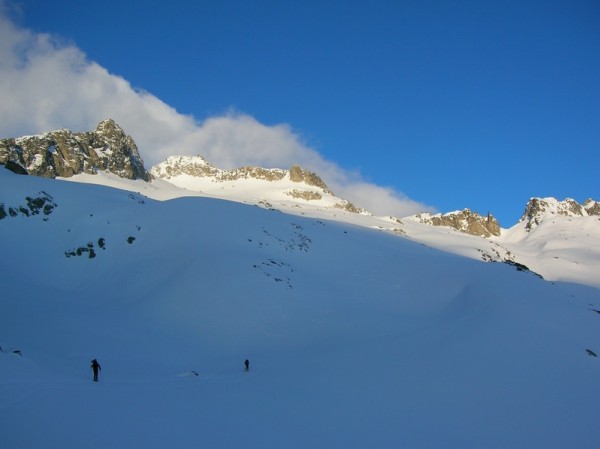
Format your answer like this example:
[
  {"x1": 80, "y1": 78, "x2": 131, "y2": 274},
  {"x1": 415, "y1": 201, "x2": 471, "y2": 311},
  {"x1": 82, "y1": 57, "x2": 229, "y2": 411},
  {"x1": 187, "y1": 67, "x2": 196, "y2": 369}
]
[{"x1": 1, "y1": 169, "x2": 599, "y2": 449}]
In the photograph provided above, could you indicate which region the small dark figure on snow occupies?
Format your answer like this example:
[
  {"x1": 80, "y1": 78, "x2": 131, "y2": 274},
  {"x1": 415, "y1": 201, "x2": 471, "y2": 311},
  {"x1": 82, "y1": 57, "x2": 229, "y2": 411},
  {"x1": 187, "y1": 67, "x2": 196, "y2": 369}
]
[
  {"x1": 244, "y1": 359, "x2": 250, "y2": 372},
  {"x1": 91, "y1": 359, "x2": 101, "y2": 382}
]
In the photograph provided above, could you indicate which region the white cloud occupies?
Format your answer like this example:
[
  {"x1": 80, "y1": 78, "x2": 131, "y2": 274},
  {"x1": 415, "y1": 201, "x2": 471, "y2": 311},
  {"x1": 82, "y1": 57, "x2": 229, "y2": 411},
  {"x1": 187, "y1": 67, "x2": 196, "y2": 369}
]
[{"x1": 0, "y1": 8, "x2": 434, "y2": 218}]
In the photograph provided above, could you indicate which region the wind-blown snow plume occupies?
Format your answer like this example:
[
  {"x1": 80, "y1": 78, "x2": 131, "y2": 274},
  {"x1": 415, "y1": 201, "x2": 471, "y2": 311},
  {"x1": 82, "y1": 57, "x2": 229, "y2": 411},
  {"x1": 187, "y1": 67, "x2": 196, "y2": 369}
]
[{"x1": 0, "y1": 6, "x2": 433, "y2": 217}]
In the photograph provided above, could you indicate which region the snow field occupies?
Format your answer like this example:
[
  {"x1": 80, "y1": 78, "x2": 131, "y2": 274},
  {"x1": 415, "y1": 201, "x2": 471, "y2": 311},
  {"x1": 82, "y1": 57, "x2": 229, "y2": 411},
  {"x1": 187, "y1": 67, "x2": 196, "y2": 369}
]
[{"x1": 1, "y1": 169, "x2": 600, "y2": 448}]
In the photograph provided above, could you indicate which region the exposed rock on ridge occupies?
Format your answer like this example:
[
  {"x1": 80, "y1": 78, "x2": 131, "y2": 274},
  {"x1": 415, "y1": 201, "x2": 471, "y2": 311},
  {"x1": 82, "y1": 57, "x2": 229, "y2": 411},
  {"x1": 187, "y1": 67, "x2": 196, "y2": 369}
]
[
  {"x1": 289, "y1": 165, "x2": 331, "y2": 192},
  {"x1": 0, "y1": 119, "x2": 151, "y2": 181},
  {"x1": 409, "y1": 209, "x2": 501, "y2": 237},
  {"x1": 409, "y1": 197, "x2": 599, "y2": 238},
  {"x1": 151, "y1": 156, "x2": 331, "y2": 192},
  {"x1": 151, "y1": 155, "x2": 218, "y2": 179},
  {"x1": 520, "y1": 197, "x2": 600, "y2": 231},
  {"x1": 151, "y1": 155, "x2": 365, "y2": 214}
]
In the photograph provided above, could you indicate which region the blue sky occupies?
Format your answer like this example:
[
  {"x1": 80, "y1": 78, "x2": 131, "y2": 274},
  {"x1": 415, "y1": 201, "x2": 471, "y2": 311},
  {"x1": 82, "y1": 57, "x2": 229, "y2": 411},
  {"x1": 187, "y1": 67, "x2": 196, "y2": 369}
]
[{"x1": 1, "y1": 0, "x2": 599, "y2": 226}]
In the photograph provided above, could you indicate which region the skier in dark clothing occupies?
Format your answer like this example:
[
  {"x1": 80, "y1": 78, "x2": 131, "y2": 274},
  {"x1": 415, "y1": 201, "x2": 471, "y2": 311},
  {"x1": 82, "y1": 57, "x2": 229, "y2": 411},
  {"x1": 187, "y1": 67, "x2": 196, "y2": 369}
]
[
  {"x1": 244, "y1": 359, "x2": 250, "y2": 372},
  {"x1": 91, "y1": 359, "x2": 101, "y2": 382}
]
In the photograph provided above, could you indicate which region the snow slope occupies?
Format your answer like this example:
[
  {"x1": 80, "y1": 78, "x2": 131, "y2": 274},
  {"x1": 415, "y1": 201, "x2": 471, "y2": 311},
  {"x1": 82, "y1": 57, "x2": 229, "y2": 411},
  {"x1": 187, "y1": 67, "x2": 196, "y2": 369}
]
[
  {"x1": 1, "y1": 168, "x2": 600, "y2": 448},
  {"x1": 497, "y1": 216, "x2": 600, "y2": 287},
  {"x1": 66, "y1": 169, "x2": 600, "y2": 288}
]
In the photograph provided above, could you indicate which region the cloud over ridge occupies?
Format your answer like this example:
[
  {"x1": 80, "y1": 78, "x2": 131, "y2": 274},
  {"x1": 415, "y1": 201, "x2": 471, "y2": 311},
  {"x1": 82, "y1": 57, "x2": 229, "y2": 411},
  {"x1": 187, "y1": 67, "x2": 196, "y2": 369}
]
[{"x1": 0, "y1": 7, "x2": 434, "y2": 218}]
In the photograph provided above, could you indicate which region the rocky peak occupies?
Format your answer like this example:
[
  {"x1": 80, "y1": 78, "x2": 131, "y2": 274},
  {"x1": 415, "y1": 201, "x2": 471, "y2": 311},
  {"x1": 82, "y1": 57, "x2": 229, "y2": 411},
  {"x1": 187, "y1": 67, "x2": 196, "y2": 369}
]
[
  {"x1": 410, "y1": 209, "x2": 501, "y2": 237},
  {"x1": 151, "y1": 156, "x2": 333, "y2": 193},
  {"x1": 289, "y1": 165, "x2": 331, "y2": 192},
  {"x1": 94, "y1": 118, "x2": 122, "y2": 135},
  {"x1": 519, "y1": 197, "x2": 599, "y2": 231},
  {"x1": 0, "y1": 120, "x2": 151, "y2": 181}
]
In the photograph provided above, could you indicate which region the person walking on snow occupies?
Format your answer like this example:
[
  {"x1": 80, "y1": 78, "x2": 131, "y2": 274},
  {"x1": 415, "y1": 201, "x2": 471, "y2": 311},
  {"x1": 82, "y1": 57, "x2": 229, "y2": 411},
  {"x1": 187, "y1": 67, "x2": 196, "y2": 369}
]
[{"x1": 91, "y1": 359, "x2": 101, "y2": 382}]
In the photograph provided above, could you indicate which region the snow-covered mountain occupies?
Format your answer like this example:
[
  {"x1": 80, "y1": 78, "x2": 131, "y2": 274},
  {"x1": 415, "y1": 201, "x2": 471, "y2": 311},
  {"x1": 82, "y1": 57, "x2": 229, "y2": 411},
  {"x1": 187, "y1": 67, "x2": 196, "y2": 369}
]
[
  {"x1": 519, "y1": 197, "x2": 600, "y2": 231},
  {"x1": 2, "y1": 120, "x2": 599, "y2": 288},
  {"x1": 404, "y1": 200, "x2": 600, "y2": 287},
  {"x1": 1, "y1": 163, "x2": 599, "y2": 449},
  {"x1": 150, "y1": 155, "x2": 365, "y2": 214},
  {"x1": 497, "y1": 198, "x2": 600, "y2": 288},
  {"x1": 1, "y1": 119, "x2": 600, "y2": 448},
  {"x1": 147, "y1": 154, "x2": 600, "y2": 288}
]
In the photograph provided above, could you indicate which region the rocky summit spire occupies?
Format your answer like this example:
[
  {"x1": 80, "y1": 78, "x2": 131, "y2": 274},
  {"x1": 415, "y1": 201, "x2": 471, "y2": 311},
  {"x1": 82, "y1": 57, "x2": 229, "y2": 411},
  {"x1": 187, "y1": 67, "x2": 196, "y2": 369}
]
[{"x1": 0, "y1": 120, "x2": 151, "y2": 181}]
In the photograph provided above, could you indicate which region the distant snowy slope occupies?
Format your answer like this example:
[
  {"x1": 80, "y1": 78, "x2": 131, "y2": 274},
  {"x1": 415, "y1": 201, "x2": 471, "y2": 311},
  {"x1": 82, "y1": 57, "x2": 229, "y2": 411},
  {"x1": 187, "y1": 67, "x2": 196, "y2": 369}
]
[
  {"x1": 490, "y1": 197, "x2": 600, "y2": 286},
  {"x1": 1, "y1": 168, "x2": 600, "y2": 449},
  {"x1": 498, "y1": 214, "x2": 600, "y2": 287},
  {"x1": 65, "y1": 165, "x2": 600, "y2": 288}
]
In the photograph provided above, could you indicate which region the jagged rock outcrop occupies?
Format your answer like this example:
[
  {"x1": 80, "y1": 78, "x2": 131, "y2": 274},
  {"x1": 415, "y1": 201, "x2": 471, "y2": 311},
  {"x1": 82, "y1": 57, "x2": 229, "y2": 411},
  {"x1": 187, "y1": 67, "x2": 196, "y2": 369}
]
[
  {"x1": 151, "y1": 155, "x2": 218, "y2": 179},
  {"x1": 0, "y1": 119, "x2": 151, "y2": 181},
  {"x1": 410, "y1": 209, "x2": 501, "y2": 237},
  {"x1": 334, "y1": 200, "x2": 365, "y2": 214},
  {"x1": 151, "y1": 156, "x2": 366, "y2": 214},
  {"x1": 584, "y1": 199, "x2": 600, "y2": 216},
  {"x1": 520, "y1": 197, "x2": 600, "y2": 231},
  {"x1": 289, "y1": 165, "x2": 331, "y2": 192},
  {"x1": 151, "y1": 156, "x2": 331, "y2": 192},
  {"x1": 0, "y1": 191, "x2": 57, "y2": 221},
  {"x1": 4, "y1": 160, "x2": 29, "y2": 175},
  {"x1": 286, "y1": 189, "x2": 322, "y2": 201},
  {"x1": 222, "y1": 166, "x2": 287, "y2": 182}
]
